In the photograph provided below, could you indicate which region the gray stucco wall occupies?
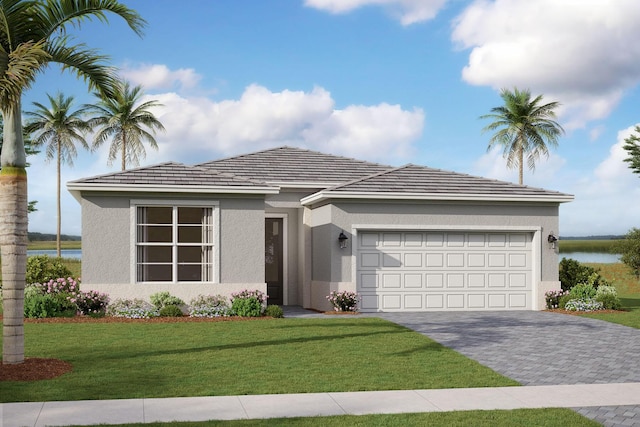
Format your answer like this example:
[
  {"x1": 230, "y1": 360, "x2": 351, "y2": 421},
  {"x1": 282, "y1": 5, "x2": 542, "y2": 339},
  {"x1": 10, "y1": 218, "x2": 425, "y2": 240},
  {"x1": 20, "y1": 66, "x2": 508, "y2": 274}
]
[
  {"x1": 310, "y1": 200, "x2": 561, "y2": 283},
  {"x1": 80, "y1": 192, "x2": 266, "y2": 287},
  {"x1": 81, "y1": 195, "x2": 131, "y2": 284}
]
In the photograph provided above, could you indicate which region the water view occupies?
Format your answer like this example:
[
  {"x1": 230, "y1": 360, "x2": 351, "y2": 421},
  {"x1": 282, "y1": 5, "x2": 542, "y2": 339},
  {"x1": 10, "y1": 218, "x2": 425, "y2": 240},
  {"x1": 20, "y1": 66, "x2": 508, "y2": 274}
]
[
  {"x1": 560, "y1": 252, "x2": 620, "y2": 264},
  {"x1": 27, "y1": 249, "x2": 82, "y2": 260}
]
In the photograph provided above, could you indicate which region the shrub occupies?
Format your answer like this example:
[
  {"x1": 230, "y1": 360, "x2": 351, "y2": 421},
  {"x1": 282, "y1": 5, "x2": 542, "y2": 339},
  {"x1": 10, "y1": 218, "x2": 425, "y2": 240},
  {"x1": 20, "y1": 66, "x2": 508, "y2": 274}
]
[
  {"x1": 150, "y1": 291, "x2": 185, "y2": 310},
  {"x1": 231, "y1": 289, "x2": 267, "y2": 317},
  {"x1": 41, "y1": 277, "x2": 80, "y2": 296},
  {"x1": 72, "y1": 290, "x2": 110, "y2": 317},
  {"x1": 26, "y1": 255, "x2": 73, "y2": 285},
  {"x1": 558, "y1": 294, "x2": 572, "y2": 309},
  {"x1": 326, "y1": 290, "x2": 359, "y2": 312},
  {"x1": 545, "y1": 289, "x2": 568, "y2": 309},
  {"x1": 24, "y1": 292, "x2": 77, "y2": 318},
  {"x1": 564, "y1": 298, "x2": 604, "y2": 312},
  {"x1": 559, "y1": 258, "x2": 609, "y2": 291},
  {"x1": 613, "y1": 228, "x2": 640, "y2": 278},
  {"x1": 595, "y1": 285, "x2": 622, "y2": 310},
  {"x1": 265, "y1": 304, "x2": 284, "y2": 318},
  {"x1": 107, "y1": 299, "x2": 158, "y2": 319},
  {"x1": 568, "y1": 282, "x2": 597, "y2": 300},
  {"x1": 189, "y1": 295, "x2": 232, "y2": 318},
  {"x1": 159, "y1": 305, "x2": 184, "y2": 317}
]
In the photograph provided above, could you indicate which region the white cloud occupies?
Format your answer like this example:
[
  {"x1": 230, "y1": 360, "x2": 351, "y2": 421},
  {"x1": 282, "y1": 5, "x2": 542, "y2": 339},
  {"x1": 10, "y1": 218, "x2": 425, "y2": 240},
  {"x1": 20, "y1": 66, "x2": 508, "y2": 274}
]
[
  {"x1": 453, "y1": 0, "x2": 640, "y2": 128},
  {"x1": 147, "y1": 83, "x2": 424, "y2": 165},
  {"x1": 558, "y1": 125, "x2": 640, "y2": 236},
  {"x1": 304, "y1": 0, "x2": 449, "y2": 25},
  {"x1": 472, "y1": 146, "x2": 565, "y2": 189},
  {"x1": 120, "y1": 64, "x2": 202, "y2": 91}
]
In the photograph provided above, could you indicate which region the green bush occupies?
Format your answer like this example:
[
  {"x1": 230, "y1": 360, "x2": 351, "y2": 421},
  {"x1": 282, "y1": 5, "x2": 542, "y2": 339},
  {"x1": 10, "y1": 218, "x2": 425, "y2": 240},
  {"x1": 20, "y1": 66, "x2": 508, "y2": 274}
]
[
  {"x1": 232, "y1": 297, "x2": 263, "y2": 317},
  {"x1": 230, "y1": 289, "x2": 267, "y2": 317},
  {"x1": 595, "y1": 285, "x2": 622, "y2": 310},
  {"x1": 613, "y1": 228, "x2": 640, "y2": 278},
  {"x1": 568, "y1": 282, "x2": 597, "y2": 300},
  {"x1": 150, "y1": 291, "x2": 185, "y2": 310},
  {"x1": 558, "y1": 294, "x2": 572, "y2": 309},
  {"x1": 26, "y1": 255, "x2": 73, "y2": 285},
  {"x1": 159, "y1": 305, "x2": 184, "y2": 317},
  {"x1": 559, "y1": 258, "x2": 609, "y2": 291},
  {"x1": 265, "y1": 304, "x2": 284, "y2": 318},
  {"x1": 24, "y1": 292, "x2": 76, "y2": 318}
]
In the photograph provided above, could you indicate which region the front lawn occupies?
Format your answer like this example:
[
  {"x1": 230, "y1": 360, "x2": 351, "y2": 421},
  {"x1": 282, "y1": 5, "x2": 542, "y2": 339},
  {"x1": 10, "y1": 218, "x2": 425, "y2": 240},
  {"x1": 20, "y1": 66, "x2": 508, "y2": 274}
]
[
  {"x1": 579, "y1": 263, "x2": 640, "y2": 329},
  {"x1": 0, "y1": 317, "x2": 517, "y2": 402}
]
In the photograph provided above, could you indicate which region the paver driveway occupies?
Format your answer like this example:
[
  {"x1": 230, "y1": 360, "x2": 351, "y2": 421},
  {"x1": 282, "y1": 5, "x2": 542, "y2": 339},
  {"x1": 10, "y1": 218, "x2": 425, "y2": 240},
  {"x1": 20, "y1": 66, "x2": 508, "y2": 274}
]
[
  {"x1": 374, "y1": 310, "x2": 640, "y2": 426},
  {"x1": 375, "y1": 311, "x2": 640, "y2": 386}
]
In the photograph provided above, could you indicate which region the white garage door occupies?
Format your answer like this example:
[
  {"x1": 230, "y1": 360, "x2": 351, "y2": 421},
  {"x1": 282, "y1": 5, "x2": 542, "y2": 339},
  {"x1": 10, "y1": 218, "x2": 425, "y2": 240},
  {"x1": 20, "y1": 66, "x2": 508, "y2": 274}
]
[{"x1": 357, "y1": 231, "x2": 533, "y2": 312}]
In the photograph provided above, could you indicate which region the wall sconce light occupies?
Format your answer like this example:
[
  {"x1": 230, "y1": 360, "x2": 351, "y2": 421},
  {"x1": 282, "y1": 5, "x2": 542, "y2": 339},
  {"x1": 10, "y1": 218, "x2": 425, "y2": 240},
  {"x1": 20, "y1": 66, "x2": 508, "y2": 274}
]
[
  {"x1": 547, "y1": 233, "x2": 558, "y2": 249},
  {"x1": 338, "y1": 231, "x2": 348, "y2": 249}
]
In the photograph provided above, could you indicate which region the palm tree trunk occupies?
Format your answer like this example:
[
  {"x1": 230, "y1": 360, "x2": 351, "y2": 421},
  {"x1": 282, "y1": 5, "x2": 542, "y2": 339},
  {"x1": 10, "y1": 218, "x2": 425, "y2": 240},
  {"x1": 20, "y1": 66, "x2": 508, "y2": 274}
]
[
  {"x1": 1, "y1": 103, "x2": 28, "y2": 365},
  {"x1": 56, "y1": 139, "x2": 61, "y2": 258},
  {"x1": 121, "y1": 134, "x2": 126, "y2": 171},
  {"x1": 518, "y1": 137, "x2": 524, "y2": 185}
]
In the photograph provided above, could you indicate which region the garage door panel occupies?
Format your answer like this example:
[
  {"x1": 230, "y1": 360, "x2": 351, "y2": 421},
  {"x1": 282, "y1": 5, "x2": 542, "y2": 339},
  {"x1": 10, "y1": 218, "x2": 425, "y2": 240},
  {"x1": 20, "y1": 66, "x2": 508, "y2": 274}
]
[
  {"x1": 404, "y1": 273, "x2": 423, "y2": 288},
  {"x1": 382, "y1": 273, "x2": 401, "y2": 288},
  {"x1": 357, "y1": 231, "x2": 532, "y2": 312},
  {"x1": 468, "y1": 294, "x2": 486, "y2": 308}
]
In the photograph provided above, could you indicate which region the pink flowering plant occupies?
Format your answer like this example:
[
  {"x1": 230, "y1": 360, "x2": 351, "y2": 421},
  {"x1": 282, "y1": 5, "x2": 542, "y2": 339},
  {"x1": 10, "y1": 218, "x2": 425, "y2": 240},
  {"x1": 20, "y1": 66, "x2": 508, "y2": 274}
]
[
  {"x1": 230, "y1": 289, "x2": 267, "y2": 317},
  {"x1": 71, "y1": 290, "x2": 110, "y2": 317},
  {"x1": 545, "y1": 289, "x2": 569, "y2": 309},
  {"x1": 326, "y1": 290, "x2": 360, "y2": 312}
]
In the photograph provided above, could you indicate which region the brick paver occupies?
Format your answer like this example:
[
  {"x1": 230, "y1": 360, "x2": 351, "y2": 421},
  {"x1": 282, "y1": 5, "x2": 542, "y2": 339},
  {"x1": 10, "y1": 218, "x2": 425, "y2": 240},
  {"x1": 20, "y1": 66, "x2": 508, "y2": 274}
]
[{"x1": 374, "y1": 310, "x2": 640, "y2": 425}]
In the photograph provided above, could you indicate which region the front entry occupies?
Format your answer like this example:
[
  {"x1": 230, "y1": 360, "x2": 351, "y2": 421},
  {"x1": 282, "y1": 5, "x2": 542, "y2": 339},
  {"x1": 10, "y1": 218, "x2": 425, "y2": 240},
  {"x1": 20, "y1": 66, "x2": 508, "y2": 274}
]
[{"x1": 265, "y1": 217, "x2": 284, "y2": 305}]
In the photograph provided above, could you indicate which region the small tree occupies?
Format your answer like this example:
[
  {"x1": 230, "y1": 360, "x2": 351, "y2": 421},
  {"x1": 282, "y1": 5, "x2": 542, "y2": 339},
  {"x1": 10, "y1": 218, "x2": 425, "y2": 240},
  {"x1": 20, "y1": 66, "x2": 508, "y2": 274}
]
[
  {"x1": 623, "y1": 126, "x2": 640, "y2": 176},
  {"x1": 614, "y1": 228, "x2": 640, "y2": 278}
]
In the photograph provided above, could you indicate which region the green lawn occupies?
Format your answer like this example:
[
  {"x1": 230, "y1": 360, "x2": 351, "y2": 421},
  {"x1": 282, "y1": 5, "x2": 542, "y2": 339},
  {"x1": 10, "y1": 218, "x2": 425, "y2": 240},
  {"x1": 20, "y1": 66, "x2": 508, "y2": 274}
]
[
  {"x1": 70, "y1": 408, "x2": 599, "y2": 427},
  {"x1": 27, "y1": 240, "x2": 81, "y2": 250},
  {"x1": 577, "y1": 263, "x2": 640, "y2": 329},
  {"x1": 0, "y1": 317, "x2": 518, "y2": 402}
]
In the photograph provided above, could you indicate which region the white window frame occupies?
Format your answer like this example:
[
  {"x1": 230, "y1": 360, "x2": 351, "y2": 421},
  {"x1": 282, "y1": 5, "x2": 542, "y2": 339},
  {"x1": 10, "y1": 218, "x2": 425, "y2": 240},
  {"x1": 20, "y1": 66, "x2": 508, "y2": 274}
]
[
  {"x1": 266, "y1": 213, "x2": 288, "y2": 305},
  {"x1": 130, "y1": 199, "x2": 220, "y2": 284}
]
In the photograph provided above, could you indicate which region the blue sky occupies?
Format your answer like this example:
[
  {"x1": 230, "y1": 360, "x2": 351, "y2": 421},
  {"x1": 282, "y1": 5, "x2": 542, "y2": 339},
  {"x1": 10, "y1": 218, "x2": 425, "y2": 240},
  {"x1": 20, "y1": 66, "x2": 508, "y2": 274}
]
[{"x1": 23, "y1": 0, "x2": 640, "y2": 237}]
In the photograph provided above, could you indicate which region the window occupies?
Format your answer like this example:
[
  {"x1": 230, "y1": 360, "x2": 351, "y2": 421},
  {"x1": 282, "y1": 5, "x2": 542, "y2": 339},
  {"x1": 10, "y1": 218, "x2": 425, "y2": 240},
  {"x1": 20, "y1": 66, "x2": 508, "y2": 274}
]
[{"x1": 135, "y1": 206, "x2": 214, "y2": 282}]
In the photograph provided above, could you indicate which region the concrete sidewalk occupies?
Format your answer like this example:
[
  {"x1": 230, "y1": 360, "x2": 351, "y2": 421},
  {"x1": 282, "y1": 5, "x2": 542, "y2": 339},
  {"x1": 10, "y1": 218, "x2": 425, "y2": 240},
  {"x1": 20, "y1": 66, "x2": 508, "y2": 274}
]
[{"x1": 3, "y1": 382, "x2": 640, "y2": 427}]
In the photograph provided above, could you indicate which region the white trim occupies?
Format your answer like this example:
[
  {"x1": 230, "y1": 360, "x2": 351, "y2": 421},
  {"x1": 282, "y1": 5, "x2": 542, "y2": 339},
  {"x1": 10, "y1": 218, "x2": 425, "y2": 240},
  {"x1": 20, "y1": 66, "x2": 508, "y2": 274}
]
[
  {"x1": 67, "y1": 183, "x2": 279, "y2": 202},
  {"x1": 266, "y1": 213, "x2": 288, "y2": 305},
  {"x1": 301, "y1": 191, "x2": 574, "y2": 205},
  {"x1": 350, "y1": 225, "x2": 542, "y2": 311},
  {"x1": 129, "y1": 199, "x2": 220, "y2": 285}
]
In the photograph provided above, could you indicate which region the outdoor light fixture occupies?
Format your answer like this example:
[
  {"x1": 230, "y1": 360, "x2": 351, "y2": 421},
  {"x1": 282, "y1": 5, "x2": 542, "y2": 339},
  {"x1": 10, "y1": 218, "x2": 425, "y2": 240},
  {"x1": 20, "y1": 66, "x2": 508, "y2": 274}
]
[
  {"x1": 338, "y1": 231, "x2": 348, "y2": 249},
  {"x1": 547, "y1": 233, "x2": 558, "y2": 249}
]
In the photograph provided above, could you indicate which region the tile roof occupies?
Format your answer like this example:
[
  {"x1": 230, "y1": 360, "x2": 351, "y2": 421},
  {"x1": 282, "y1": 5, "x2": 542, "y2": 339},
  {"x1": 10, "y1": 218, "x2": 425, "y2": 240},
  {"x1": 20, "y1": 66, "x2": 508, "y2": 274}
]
[
  {"x1": 329, "y1": 164, "x2": 571, "y2": 197},
  {"x1": 197, "y1": 146, "x2": 390, "y2": 185},
  {"x1": 68, "y1": 162, "x2": 275, "y2": 188},
  {"x1": 68, "y1": 147, "x2": 573, "y2": 203}
]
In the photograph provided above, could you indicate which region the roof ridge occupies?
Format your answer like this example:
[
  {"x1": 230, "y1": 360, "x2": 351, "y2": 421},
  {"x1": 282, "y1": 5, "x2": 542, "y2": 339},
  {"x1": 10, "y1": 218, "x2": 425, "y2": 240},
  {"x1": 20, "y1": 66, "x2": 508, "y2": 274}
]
[{"x1": 326, "y1": 164, "x2": 408, "y2": 190}]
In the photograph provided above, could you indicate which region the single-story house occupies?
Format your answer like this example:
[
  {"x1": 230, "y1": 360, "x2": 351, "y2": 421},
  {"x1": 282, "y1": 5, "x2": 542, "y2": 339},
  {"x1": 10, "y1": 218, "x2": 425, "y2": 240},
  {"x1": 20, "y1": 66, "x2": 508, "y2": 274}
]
[{"x1": 67, "y1": 146, "x2": 574, "y2": 312}]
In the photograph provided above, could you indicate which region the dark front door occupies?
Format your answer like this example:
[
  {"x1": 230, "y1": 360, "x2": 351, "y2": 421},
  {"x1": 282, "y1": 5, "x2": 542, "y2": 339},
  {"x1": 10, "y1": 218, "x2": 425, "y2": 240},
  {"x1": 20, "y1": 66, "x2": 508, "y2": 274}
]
[{"x1": 265, "y1": 218, "x2": 283, "y2": 305}]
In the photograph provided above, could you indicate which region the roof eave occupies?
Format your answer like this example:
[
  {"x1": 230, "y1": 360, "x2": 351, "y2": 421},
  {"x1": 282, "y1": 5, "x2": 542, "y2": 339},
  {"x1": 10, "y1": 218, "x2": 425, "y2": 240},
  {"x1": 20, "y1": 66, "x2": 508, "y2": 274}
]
[
  {"x1": 67, "y1": 183, "x2": 280, "y2": 203},
  {"x1": 300, "y1": 191, "x2": 575, "y2": 205}
]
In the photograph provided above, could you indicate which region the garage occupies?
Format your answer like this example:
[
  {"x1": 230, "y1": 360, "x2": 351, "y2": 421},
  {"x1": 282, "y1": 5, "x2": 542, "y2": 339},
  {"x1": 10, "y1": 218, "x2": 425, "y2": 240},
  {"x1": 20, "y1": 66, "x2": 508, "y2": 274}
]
[{"x1": 357, "y1": 230, "x2": 533, "y2": 312}]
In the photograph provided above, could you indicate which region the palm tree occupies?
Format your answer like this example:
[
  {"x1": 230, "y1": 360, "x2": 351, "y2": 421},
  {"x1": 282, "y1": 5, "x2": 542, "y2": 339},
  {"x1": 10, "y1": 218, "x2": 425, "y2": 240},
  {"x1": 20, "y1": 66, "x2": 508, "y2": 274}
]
[
  {"x1": 480, "y1": 88, "x2": 564, "y2": 185},
  {"x1": 0, "y1": 0, "x2": 145, "y2": 365},
  {"x1": 87, "y1": 81, "x2": 165, "y2": 171},
  {"x1": 25, "y1": 93, "x2": 91, "y2": 257}
]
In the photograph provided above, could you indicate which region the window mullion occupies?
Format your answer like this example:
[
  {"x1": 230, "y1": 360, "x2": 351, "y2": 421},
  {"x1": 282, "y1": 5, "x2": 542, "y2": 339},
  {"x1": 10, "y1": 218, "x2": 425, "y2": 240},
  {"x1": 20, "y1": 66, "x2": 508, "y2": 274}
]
[{"x1": 173, "y1": 206, "x2": 178, "y2": 283}]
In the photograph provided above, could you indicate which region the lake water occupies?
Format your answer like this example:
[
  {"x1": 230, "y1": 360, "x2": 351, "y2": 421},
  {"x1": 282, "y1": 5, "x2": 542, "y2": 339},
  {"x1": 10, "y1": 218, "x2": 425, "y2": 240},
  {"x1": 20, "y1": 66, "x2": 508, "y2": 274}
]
[
  {"x1": 27, "y1": 249, "x2": 82, "y2": 260},
  {"x1": 560, "y1": 252, "x2": 620, "y2": 264}
]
